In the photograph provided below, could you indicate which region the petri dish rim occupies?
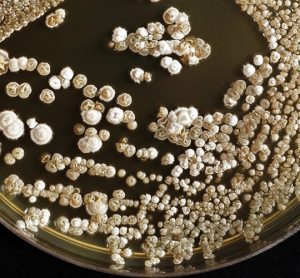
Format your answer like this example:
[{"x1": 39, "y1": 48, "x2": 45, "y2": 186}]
[{"x1": 1, "y1": 192, "x2": 299, "y2": 277}]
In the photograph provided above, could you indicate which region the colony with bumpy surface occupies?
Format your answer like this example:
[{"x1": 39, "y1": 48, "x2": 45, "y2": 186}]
[{"x1": 1, "y1": 0, "x2": 300, "y2": 271}]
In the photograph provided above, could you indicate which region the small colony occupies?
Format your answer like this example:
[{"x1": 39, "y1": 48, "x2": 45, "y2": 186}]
[{"x1": 1, "y1": 0, "x2": 300, "y2": 271}]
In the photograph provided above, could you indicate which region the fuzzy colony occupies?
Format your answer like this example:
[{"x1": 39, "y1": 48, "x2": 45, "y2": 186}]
[{"x1": 1, "y1": 0, "x2": 300, "y2": 270}]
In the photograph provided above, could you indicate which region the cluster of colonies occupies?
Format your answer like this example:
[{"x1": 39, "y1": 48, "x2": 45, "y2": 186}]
[{"x1": 1, "y1": 0, "x2": 300, "y2": 271}]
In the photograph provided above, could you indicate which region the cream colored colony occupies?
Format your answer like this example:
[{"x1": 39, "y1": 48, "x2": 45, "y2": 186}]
[{"x1": 1, "y1": 0, "x2": 300, "y2": 270}]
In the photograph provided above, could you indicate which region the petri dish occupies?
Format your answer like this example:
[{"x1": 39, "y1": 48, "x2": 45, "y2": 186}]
[{"x1": 0, "y1": 0, "x2": 299, "y2": 276}]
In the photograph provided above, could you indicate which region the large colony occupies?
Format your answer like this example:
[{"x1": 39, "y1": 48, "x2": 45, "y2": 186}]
[
  {"x1": 1, "y1": 0, "x2": 300, "y2": 271},
  {"x1": 45, "y1": 8, "x2": 66, "y2": 29}
]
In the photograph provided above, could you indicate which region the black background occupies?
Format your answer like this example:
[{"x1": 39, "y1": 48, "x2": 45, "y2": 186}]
[
  {"x1": 0, "y1": 225, "x2": 299, "y2": 278},
  {"x1": 0, "y1": 1, "x2": 299, "y2": 278}
]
